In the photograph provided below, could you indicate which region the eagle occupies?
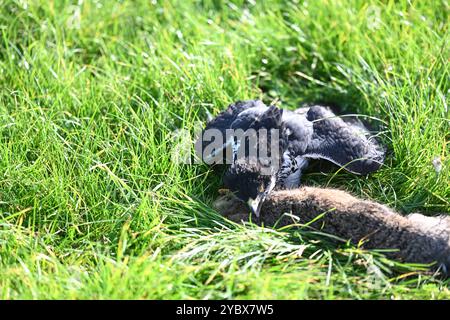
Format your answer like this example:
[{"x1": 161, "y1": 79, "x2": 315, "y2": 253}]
[{"x1": 199, "y1": 100, "x2": 386, "y2": 217}]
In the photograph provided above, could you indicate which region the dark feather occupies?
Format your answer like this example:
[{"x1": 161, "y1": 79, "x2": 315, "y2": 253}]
[{"x1": 303, "y1": 106, "x2": 385, "y2": 175}]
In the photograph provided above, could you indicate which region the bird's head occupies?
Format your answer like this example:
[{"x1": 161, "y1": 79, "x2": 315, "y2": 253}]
[{"x1": 223, "y1": 159, "x2": 276, "y2": 217}]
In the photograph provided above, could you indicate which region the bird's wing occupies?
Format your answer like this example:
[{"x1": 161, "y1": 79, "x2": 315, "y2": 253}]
[
  {"x1": 230, "y1": 105, "x2": 284, "y2": 169},
  {"x1": 199, "y1": 100, "x2": 267, "y2": 164},
  {"x1": 302, "y1": 106, "x2": 385, "y2": 175},
  {"x1": 281, "y1": 110, "x2": 313, "y2": 155},
  {"x1": 204, "y1": 100, "x2": 264, "y2": 133},
  {"x1": 234, "y1": 105, "x2": 283, "y2": 130},
  {"x1": 200, "y1": 101, "x2": 286, "y2": 165}
]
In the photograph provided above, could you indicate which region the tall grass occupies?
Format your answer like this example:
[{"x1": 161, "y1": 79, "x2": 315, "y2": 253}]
[{"x1": 0, "y1": 0, "x2": 449, "y2": 299}]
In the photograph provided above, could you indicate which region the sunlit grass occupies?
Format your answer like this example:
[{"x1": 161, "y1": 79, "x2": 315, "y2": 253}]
[{"x1": 0, "y1": 0, "x2": 449, "y2": 299}]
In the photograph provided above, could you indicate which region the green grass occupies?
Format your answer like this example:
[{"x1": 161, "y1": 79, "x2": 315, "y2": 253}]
[{"x1": 0, "y1": 0, "x2": 449, "y2": 299}]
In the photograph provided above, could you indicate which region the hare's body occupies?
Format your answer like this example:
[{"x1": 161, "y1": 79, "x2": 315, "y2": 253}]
[{"x1": 213, "y1": 187, "x2": 450, "y2": 271}]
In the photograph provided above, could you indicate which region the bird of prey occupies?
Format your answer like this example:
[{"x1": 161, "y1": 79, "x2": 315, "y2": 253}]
[{"x1": 199, "y1": 100, "x2": 386, "y2": 216}]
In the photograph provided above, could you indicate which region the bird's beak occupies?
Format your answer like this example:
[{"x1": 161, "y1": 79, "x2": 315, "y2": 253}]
[
  {"x1": 247, "y1": 193, "x2": 266, "y2": 218},
  {"x1": 248, "y1": 175, "x2": 276, "y2": 218}
]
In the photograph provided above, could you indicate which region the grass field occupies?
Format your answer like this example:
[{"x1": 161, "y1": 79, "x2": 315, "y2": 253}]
[{"x1": 0, "y1": 0, "x2": 449, "y2": 299}]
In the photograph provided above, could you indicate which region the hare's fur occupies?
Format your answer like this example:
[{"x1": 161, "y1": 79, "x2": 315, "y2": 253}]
[{"x1": 213, "y1": 187, "x2": 450, "y2": 271}]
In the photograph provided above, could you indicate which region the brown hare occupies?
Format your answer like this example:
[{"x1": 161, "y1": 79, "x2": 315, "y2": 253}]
[{"x1": 213, "y1": 187, "x2": 450, "y2": 273}]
